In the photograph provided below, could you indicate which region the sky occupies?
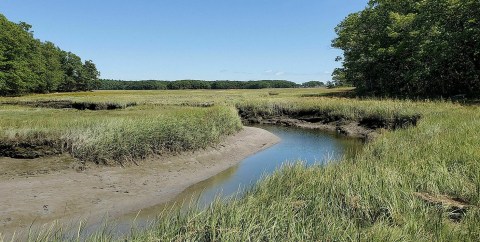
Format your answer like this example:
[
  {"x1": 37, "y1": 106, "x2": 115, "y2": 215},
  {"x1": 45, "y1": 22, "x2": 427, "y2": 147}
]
[{"x1": 0, "y1": 0, "x2": 368, "y2": 83}]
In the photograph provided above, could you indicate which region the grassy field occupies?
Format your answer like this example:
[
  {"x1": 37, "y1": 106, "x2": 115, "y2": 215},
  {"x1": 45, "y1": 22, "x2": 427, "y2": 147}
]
[
  {"x1": 130, "y1": 93, "x2": 479, "y2": 241},
  {"x1": 0, "y1": 87, "x2": 357, "y2": 165},
  {"x1": 0, "y1": 100, "x2": 242, "y2": 165},
  {"x1": 1, "y1": 88, "x2": 479, "y2": 241}
]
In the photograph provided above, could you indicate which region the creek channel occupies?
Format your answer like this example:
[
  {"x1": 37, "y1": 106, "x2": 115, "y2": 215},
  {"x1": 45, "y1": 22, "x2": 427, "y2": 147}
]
[{"x1": 109, "y1": 124, "x2": 363, "y2": 234}]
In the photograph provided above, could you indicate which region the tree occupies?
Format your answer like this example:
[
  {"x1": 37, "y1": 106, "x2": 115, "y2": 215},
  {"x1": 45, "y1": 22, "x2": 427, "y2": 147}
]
[
  {"x1": 40, "y1": 42, "x2": 64, "y2": 92},
  {"x1": 0, "y1": 14, "x2": 101, "y2": 96},
  {"x1": 332, "y1": 0, "x2": 480, "y2": 98},
  {"x1": 58, "y1": 52, "x2": 83, "y2": 92},
  {"x1": 82, "y1": 60, "x2": 101, "y2": 91},
  {"x1": 302, "y1": 81, "x2": 325, "y2": 88},
  {"x1": 97, "y1": 79, "x2": 299, "y2": 90},
  {"x1": 0, "y1": 14, "x2": 33, "y2": 95}
]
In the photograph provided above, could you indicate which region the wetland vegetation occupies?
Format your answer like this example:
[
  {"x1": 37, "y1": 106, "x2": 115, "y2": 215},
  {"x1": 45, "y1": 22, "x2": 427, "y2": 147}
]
[
  {"x1": 1, "y1": 0, "x2": 479, "y2": 241},
  {"x1": 115, "y1": 92, "x2": 480, "y2": 241},
  {"x1": 0, "y1": 99, "x2": 241, "y2": 165},
  {"x1": 1, "y1": 88, "x2": 478, "y2": 241}
]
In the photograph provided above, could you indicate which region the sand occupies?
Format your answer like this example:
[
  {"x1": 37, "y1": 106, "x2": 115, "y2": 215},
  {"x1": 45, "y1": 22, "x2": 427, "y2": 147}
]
[{"x1": 0, "y1": 126, "x2": 280, "y2": 238}]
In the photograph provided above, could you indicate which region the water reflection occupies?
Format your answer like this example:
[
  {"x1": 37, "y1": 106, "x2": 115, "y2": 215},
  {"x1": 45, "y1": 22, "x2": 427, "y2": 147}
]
[{"x1": 118, "y1": 125, "x2": 362, "y2": 224}]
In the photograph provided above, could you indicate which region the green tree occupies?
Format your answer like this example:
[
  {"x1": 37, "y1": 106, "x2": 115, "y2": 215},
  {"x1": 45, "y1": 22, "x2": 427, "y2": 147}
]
[
  {"x1": 82, "y1": 60, "x2": 101, "y2": 91},
  {"x1": 0, "y1": 14, "x2": 101, "y2": 96},
  {"x1": 302, "y1": 81, "x2": 325, "y2": 88},
  {"x1": 58, "y1": 51, "x2": 83, "y2": 92},
  {"x1": 0, "y1": 15, "x2": 33, "y2": 95},
  {"x1": 40, "y1": 42, "x2": 64, "y2": 92},
  {"x1": 333, "y1": 0, "x2": 480, "y2": 98}
]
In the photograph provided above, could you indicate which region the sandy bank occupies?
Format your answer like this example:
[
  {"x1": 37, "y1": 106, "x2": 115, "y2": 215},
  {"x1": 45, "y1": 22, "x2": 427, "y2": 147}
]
[{"x1": 0, "y1": 126, "x2": 280, "y2": 238}]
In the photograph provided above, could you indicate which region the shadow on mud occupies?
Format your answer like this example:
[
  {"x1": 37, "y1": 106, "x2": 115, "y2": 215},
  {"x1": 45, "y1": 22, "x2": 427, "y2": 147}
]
[{"x1": 1, "y1": 100, "x2": 137, "y2": 110}]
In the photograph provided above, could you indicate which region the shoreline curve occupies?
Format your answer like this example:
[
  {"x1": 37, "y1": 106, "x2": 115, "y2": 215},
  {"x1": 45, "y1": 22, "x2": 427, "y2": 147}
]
[{"x1": 0, "y1": 126, "x2": 280, "y2": 238}]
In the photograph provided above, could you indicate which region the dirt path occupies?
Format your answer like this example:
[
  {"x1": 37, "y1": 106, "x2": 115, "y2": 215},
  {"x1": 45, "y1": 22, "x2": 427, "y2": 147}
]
[{"x1": 0, "y1": 127, "x2": 280, "y2": 238}]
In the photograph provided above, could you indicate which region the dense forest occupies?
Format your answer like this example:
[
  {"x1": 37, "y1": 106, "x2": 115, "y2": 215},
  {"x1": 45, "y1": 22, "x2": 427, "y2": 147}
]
[
  {"x1": 98, "y1": 79, "x2": 303, "y2": 90},
  {"x1": 0, "y1": 14, "x2": 100, "y2": 96},
  {"x1": 333, "y1": 0, "x2": 480, "y2": 98}
]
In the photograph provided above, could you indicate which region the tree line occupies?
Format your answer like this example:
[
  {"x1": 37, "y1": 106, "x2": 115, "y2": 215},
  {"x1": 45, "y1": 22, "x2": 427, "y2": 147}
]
[
  {"x1": 0, "y1": 14, "x2": 100, "y2": 96},
  {"x1": 333, "y1": 0, "x2": 480, "y2": 98},
  {"x1": 98, "y1": 79, "x2": 307, "y2": 90}
]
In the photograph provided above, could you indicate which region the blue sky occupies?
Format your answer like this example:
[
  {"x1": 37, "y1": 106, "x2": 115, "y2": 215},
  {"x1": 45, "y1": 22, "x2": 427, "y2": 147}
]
[{"x1": 1, "y1": 1, "x2": 368, "y2": 83}]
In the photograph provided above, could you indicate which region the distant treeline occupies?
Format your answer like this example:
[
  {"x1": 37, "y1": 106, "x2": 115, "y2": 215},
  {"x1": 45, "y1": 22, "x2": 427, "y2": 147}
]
[
  {"x1": 0, "y1": 14, "x2": 100, "y2": 96},
  {"x1": 98, "y1": 79, "x2": 312, "y2": 90},
  {"x1": 333, "y1": 0, "x2": 480, "y2": 98}
]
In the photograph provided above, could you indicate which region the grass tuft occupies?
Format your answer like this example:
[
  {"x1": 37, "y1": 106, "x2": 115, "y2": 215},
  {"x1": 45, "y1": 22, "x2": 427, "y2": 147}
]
[{"x1": 1, "y1": 89, "x2": 479, "y2": 241}]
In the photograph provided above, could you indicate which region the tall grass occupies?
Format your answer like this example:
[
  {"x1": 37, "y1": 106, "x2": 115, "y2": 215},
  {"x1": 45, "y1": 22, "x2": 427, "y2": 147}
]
[
  {"x1": 127, "y1": 98, "x2": 480, "y2": 241},
  {"x1": 1, "y1": 89, "x2": 479, "y2": 241},
  {"x1": 236, "y1": 97, "x2": 422, "y2": 121},
  {"x1": 0, "y1": 88, "x2": 353, "y2": 106},
  {"x1": 0, "y1": 104, "x2": 242, "y2": 165}
]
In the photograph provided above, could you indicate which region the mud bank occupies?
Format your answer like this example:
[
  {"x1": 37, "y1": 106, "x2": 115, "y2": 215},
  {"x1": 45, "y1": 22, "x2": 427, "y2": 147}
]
[
  {"x1": 1, "y1": 100, "x2": 137, "y2": 110},
  {"x1": 0, "y1": 127, "x2": 280, "y2": 238},
  {"x1": 238, "y1": 108, "x2": 420, "y2": 141}
]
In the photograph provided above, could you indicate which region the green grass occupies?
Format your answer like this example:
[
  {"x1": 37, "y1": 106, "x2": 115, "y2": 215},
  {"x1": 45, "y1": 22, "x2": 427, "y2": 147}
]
[
  {"x1": 235, "y1": 97, "x2": 421, "y2": 121},
  {"x1": 1, "y1": 88, "x2": 479, "y2": 241},
  {"x1": 122, "y1": 99, "x2": 479, "y2": 241},
  {"x1": 0, "y1": 104, "x2": 242, "y2": 165},
  {"x1": 0, "y1": 88, "x2": 354, "y2": 106}
]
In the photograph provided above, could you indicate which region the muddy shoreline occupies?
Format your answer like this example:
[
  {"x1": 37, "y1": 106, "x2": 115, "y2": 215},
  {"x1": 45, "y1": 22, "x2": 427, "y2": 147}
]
[
  {"x1": 245, "y1": 116, "x2": 378, "y2": 141},
  {"x1": 0, "y1": 109, "x2": 420, "y2": 238},
  {"x1": 238, "y1": 109, "x2": 420, "y2": 141},
  {"x1": 0, "y1": 127, "x2": 280, "y2": 239}
]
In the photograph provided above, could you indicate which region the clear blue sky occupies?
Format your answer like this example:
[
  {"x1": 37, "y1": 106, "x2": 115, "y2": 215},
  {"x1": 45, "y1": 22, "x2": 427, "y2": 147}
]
[{"x1": 1, "y1": 1, "x2": 368, "y2": 83}]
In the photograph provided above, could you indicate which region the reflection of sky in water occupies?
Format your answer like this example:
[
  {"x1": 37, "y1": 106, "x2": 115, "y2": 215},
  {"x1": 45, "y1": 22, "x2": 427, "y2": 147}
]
[
  {"x1": 194, "y1": 125, "x2": 361, "y2": 207},
  {"x1": 112, "y1": 125, "x2": 362, "y2": 235}
]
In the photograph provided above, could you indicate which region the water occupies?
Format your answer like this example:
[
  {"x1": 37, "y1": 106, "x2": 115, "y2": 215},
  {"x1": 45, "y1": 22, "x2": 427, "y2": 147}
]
[
  {"x1": 7, "y1": 125, "x2": 362, "y2": 241},
  {"x1": 114, "y1": 125, "x2": 362, "y2": 229},
  {"x1": 185, "y1": 125, "x2": 360, "y2": 207}
]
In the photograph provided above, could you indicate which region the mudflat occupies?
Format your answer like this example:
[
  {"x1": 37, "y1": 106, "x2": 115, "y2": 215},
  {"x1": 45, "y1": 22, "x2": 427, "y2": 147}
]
[{"x1": 0, "y1": 126, "x2": 280, "y2": 237}]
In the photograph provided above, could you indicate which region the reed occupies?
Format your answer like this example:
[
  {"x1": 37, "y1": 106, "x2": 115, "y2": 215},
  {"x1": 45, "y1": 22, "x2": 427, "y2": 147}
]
[
  {"x1": 0, "y1": 104, "x2": 242, "y2": 165},
  {"x1": 1, "y1": 88, "x2": 478, "y2": 241}
]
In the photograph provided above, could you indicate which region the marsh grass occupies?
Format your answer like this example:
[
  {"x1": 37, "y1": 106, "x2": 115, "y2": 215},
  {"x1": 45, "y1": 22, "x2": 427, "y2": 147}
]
[
  {"x1": 1, "y1": 89, "x2": 479, "y2": 241},
  {"x1": 235, "y1": 98, "x2": 421, "y2": 120},
  {"x1": 0, "y1": 104, "x2": 242, "y2": 165},
  {"x1": 0, "y1": 88, "x2": 354, "y2": 106},
  {"x1": 126, "y1": 99, "x2": 479, "y2": 241}
]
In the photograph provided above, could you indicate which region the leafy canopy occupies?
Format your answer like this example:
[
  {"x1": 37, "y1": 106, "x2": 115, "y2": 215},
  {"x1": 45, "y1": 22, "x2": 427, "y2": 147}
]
[
  {"x1": 0, "y1": 14, "x2": 100, "y2": 96},
  {"x1": 333, "y1": 0, "x2": 480, "y2": 98}
]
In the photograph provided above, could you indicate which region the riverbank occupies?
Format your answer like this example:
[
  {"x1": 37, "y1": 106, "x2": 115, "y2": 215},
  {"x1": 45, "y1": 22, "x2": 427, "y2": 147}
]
[
  {"x1": 0, "y1": 126, "x2": 280, "y2": 239},
  {"x1": 242, "y1": 116, "x2": 377, "y2": 140},
  {"x1": 2, "y1": 89, "x2": 478, "y2": 241},
  {"x1": 237, "y1": 99, "x2": 420, "y2": 141},
  {"x1": 128, "y1": 97, "x2": 479, "y2": 241}
]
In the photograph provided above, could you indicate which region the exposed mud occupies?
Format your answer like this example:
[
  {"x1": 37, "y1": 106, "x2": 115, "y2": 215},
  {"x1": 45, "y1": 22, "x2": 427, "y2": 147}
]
[
  {"x1": 0, "y1": 141, "x2": 61, "y2": 159},
  {"x1": 238, "y1": 108, "x2": 420, "y2": 141},
  {"x1": 358, "y1": 115, "x2": 420, "y2": 130},
  {"x1": 1, "y1": 100, "x2": 137, "y2": 110},
  {"x1": 0, "y1": 127, "x2": 280, "y2": 239},
  {"x1": 1, "y1": 105, "x2": 419, "y2": 161},
  {"x1": 0, "y1": 155, "x2": 79, "y2": 178}
]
